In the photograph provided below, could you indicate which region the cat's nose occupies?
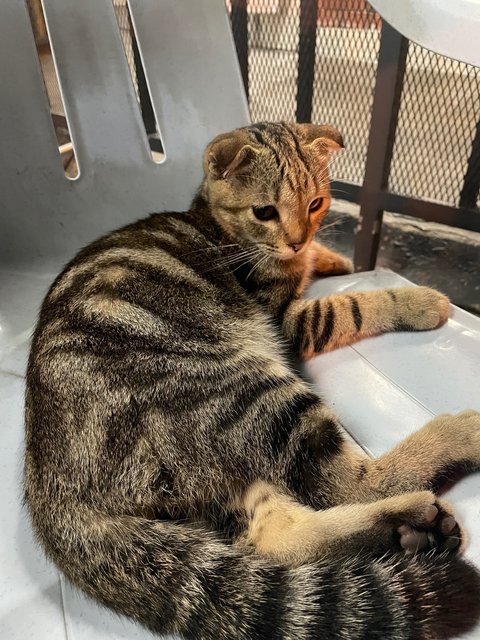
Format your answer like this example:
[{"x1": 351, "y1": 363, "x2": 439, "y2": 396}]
[{"x1": 289, "y1": 242, "x2": 305, "y2": 253}]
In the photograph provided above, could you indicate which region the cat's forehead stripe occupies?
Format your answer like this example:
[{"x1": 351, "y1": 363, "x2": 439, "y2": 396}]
[
  {"x1": 247, "y1": 122, "x2": 319, "y2": 201},
  {"x1": 279, "y1": 123, "x2": 310, "y2": 170}
]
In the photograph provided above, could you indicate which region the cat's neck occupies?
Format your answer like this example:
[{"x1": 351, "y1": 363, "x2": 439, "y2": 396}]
[
  {"x1": 190, "y1": 188, "x2": 210, "y2": 215},
  {"x1": 190, "y1": 188, "x2": 239, "y2": 248}
]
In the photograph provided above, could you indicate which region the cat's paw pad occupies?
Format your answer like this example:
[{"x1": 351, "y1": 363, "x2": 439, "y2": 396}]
[
  {"x1": 393, "y1": 287, "x2": 450, "y2": 331},
  {"x1": 396, "y1": 501, "x2": 462, "y2": 555}
]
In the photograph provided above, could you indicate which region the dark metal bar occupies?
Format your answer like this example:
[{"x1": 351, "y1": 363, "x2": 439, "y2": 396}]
[
  {"x1": 382, "y1": 193, "x2": 480, "y2": 234},
  {"x1": 296, "y1": 0, "x2": 318, "y2": 123},
  {"x1": 230, "y1": 0, "x2": 249, "y2": 100},
  {"x1": 460, "y1": 118, "x2": 480, "y2": 208},
  {"x1": 354, "y1": 21, "x2": 408, "y2": 272},
  {"x1": 330, "y1": 180, "x2": 361, "y2": 203},
  {"x1": 331, "y1": 178, "x2": 480, "y2": 234}
]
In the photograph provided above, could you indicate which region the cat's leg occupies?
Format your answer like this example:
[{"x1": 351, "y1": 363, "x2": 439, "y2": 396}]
[
  {"x1": 234, "y1": 402, "x2": 477, "y2": 565},
  {"x1": 282, "y1": 286, "x2": 450, "y2": 356},
  {"x1": 309, "y1": 241, "x2": 353, "y2": 276},
  {"x1": 352, "y1": 410, "x2": 480, "y2": 501},
  {"x1": 238, "y1": 481, "x2": 461, "y2": 565},
  {"x1": 265, "y1": 404, "x2": 480, "y2": 549}
]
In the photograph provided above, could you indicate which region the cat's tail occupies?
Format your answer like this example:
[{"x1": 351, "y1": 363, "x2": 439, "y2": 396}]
[{"x1": 34, "y1": 506, "x2": 480, "y2": 640}]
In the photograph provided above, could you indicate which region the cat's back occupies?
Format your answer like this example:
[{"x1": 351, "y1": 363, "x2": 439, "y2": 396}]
[
  {"x1": 26, "y1": 211, "x2": 285, "y2": 442},
  {"x1": 24, "y1": 211, "x2": 290, "y2": 509},
  {"x1": 31, "y1": 210, "x2": 254, "y2": 362}
]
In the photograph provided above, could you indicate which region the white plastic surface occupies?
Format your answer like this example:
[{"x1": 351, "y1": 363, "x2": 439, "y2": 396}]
[
  {"x1": 370, "y1": 0, "x2": 480, "y2": 67},
  {"x1": 1, "y1": 269, "x2": 480, "y2": 639},
  {"x1": 0, "y1": 0, "x2": 249, "y2": 272},
  {"x1": 304, "y1": 270, "x2": 480, "y2": 600}
]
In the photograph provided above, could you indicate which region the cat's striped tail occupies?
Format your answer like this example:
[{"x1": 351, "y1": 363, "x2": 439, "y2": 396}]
[{"x1": 31, "y1": 505, "x2": 480, "y2": 640}]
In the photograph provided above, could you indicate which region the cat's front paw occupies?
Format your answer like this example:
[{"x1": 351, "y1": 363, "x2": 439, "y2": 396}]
[
  {"x1": 391, "y1": 286, "x2": 450, "y2": 331},
  {"x1": 335, "y1": 256, "x2": 354, "y2": 275},
  {"x1": 311, "y1": 243, "x2": 353, "y2": 276},
  {"x1": 318, "y1": 254, "x2": 353, "y2": 276}
]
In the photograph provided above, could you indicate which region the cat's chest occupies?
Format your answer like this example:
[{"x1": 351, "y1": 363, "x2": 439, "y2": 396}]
[{"x1": 231, "y1": 306, "x2": 293, "y2": 378}]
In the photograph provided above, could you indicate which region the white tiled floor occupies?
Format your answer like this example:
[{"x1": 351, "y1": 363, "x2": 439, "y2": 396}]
[{"x1": 1, "y1": 269, "x2": 479, "y2": 639}]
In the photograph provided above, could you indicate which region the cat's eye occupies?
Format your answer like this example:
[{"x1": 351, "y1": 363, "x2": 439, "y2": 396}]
[
  {"x1": 252, "y1": 205, "x2": 279, "y2": 221},
  {"x1": 309, "y1": 197, "x2": 324, "y2": 213}
]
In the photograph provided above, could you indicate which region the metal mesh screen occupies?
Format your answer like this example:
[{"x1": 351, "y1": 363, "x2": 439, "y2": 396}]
[
  {"x1": 389, "y1": 43, "x2": 480, "y2": 207},
  {"x1": 27, "y1": 1, "x2": 64, "y2": 118},
  {"x1": 228, "y1": 1, "x2": 480, "y2": 209},
  {"x1": 38, "y1": 48, "x2": 65, "y2": 119},
  {"x1": 247, "y1": 0, "x2": 299, "y2": 122},
  {"x1": 229, "y1": 0, "x2": 381, "y2": 185},
  {"x1": 311, "y1": 2, "x2": 380, "y2": 184}
]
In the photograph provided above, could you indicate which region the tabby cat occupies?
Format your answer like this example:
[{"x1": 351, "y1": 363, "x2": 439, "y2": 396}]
[{"x1": 25, "y1": 122, "x2": 480, "y2": 639}]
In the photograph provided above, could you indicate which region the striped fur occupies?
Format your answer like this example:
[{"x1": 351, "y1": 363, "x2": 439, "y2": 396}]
[{"x1": 25, "y1": 122, "x2": 480, "y2": 638}]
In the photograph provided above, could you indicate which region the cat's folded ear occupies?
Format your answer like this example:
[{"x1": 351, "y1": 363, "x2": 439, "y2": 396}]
[
  {"x1": 204, "y1": 131, "x2": 259, "y2": 180},
  {"x1": 294, "y1": 123, "x2": 344, "y2": 155}
]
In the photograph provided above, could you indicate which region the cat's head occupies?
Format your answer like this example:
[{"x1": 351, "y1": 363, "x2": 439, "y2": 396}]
[{"x1": 203, "y1": 122, "x2": 343, "y2": 260}]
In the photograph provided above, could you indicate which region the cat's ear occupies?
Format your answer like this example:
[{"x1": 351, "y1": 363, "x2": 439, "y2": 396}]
[
  {"x1": 204, "y1": 132, "x2": 259, "y2": 180},
  {"x1": 295, "y1": 123, "x2": 344, "y2": 155}
]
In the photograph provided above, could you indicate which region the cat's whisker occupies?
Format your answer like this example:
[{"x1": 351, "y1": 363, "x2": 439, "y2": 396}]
[
  {"x1": 318, "y1": 219, "x2": 348, "y2": 233},
  {"x1": 245, "y1": 253, "x2": 270, "y2": 281},
  {"x1": 316, "y1": 170, "x2": 330, "y2": 182},
  {"x1": 230, "y1": 254, "x2": 263, "y2": 275},
  {"x1": 317, "y1": 178, "x2": 334, "y2": 189},
  {"x1": 205, "y1": 254, "x2": 255, "y2": 270},
  {"x1": 315, "y1": 232, "x2": 343, "y2": 242},
  {"x1": 207, "y1": 251, "x2": 253, "y2": 263},
  {"x1": 220, "y1": 251, "x2": 263, "y2": 275},
  {"x1": 329, "y1": 188, "x2": 353, "y2": 198},
  {"x1": 200, "y1": 247, "x2": 260, "y2": 272},
  {"x1": 316, "y1": 230, "x2": 344, "y2": 241},
  {"x1": 317, "y1": 227, "x2": 344, "y2": 236},
  {"x1": 216, "y1": 246, "x2": 262, "y2": 269}
]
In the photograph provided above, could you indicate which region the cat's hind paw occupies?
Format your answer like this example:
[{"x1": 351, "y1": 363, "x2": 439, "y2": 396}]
[{"x1": 397, "y1": 501, "x2": 462, "y2": 555}]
